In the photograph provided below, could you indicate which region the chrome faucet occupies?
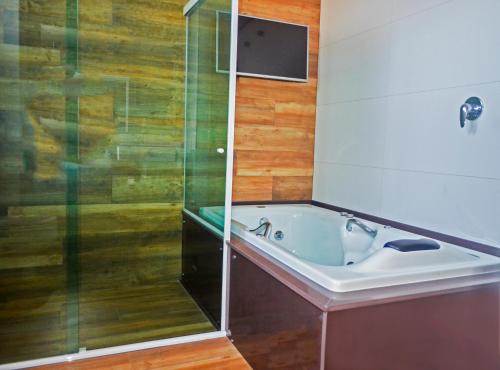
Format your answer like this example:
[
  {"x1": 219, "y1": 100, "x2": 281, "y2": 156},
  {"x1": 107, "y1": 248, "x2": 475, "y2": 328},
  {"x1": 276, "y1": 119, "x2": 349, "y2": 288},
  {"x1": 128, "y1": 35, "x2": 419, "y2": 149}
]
[
  {"x1": 250, "y1": 218, "x2": 273, "y2": 238},
  {"x1": 346, "y1": 218, "x2": 378, "y2": 238}
]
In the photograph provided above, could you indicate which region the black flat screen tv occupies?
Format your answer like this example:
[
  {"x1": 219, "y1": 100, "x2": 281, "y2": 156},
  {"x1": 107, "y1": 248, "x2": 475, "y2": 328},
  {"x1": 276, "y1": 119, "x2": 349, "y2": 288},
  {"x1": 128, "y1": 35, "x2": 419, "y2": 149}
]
[{"x1": 237, "y1": 15, "x2": 309, "y2": 82}]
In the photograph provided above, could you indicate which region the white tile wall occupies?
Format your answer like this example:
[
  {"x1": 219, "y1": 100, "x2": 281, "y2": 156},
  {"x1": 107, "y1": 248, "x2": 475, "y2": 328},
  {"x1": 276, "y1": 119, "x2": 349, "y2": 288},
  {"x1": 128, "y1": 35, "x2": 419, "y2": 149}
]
[
  {"x1": 389, "y1": 0, "x2": 500, "y2": 95},
  {"x1": 314, "y1": 162, "x2": 384, "y2": 215},
  {"x1": 319, "y1": 0, "x2": 393, "y2": 47},
  {"x1": 317, "y1": 27, "x2": 392, "y2": 104},
  {"x1": 315, "y1": 99, "x2": 389, "y2": 167},
  {"x1": 314, "y1": 0, "x2": 500, "y2": 247}
]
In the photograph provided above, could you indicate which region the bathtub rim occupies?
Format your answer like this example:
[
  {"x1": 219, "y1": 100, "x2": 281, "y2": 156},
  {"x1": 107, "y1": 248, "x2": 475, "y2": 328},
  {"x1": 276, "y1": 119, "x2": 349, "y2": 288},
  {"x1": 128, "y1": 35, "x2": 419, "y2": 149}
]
[
  {"x1": 228, "y1": 235, "x2": 500, "y2": 312},
  {"x1": 232, "y1": 200, "x2": 500, "y2": 258}
]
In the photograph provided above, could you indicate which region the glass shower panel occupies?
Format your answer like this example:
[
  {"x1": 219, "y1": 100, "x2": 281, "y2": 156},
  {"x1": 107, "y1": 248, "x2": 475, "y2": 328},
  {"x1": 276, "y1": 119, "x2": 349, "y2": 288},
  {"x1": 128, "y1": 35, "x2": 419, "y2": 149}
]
[
  {"x1": 185, "y1": 0, "x2": 231, "y2": 232},
  {"x1": 74, "y1": 0, "x2": 211, "y2": 351},
  {"x1": 0, "y1": 0, "x2": 73, "y2": 362},
  {"x1": 0, "y1": 0, "x2": 231, "y2": 365}
]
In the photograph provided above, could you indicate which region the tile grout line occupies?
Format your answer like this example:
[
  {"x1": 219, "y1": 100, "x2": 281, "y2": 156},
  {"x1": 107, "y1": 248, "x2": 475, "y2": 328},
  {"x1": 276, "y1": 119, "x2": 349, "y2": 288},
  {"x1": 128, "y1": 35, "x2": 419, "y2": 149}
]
[
  {"x1": 319, "y1": 0, "x2": 456, "y2": 49},
  {"x1": 316, "y1": 79, "x2": 500, "y2": 107},
  {"x1": 313, "y1": 160, "x2": 500, "y2": 183}
]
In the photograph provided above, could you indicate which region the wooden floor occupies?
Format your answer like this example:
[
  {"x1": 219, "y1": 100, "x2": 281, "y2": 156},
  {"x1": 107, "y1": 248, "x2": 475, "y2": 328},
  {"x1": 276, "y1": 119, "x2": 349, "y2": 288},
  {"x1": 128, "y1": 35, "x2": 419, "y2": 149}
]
[
  {"x1": 0, "y1": 282, "x2": 214, "y2": 364},
  {"x1": 32, "y1": 338, "x2": 251, "y2": 370}
]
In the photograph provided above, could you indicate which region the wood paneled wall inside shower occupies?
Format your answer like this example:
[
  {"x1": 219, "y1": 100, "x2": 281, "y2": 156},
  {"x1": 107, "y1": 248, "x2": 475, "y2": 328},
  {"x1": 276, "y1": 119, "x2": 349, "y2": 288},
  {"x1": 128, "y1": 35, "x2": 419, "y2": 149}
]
[
  {"x1": 0, "y1": 0, "x2": 186, "y2": 292},
  {"x1": 232, "y1": 0, "x2": 320, "y2": 202}
]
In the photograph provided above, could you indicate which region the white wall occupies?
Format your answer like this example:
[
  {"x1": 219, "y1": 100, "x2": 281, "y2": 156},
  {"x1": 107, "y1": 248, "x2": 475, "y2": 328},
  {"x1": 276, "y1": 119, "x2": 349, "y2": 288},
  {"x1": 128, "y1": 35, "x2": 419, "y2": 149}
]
[{"x1": 314, "y1": 0, "x2": 500, "y2": 247}]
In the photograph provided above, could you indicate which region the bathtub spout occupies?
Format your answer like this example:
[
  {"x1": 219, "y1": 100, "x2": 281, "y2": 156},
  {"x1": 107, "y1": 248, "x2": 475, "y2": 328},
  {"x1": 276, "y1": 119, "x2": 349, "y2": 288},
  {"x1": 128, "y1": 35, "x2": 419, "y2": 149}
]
[
  {"x1": 250, "y1": 221, "x2": 273, "y2": 238},
  {"x1": 346, "y1": 218, "x2": 378, "y2": 238}
]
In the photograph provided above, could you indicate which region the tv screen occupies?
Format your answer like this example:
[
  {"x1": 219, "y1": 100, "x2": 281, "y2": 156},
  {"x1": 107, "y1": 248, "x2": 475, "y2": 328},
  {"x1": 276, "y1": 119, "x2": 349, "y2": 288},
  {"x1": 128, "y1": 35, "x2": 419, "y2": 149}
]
[{"x1": 237, "y1": 15, "x2": 309, "y2": 82}]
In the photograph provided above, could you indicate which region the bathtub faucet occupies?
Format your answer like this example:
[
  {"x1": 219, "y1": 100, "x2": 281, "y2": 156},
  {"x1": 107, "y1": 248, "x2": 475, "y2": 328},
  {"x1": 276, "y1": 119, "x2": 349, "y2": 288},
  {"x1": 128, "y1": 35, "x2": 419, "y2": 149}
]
[
  {"x1": 250, "y1": 218, "x2": 273, "y2": 238},
  {"x1": 346, "y1": 218, "x2": 378, "y2": 238}
]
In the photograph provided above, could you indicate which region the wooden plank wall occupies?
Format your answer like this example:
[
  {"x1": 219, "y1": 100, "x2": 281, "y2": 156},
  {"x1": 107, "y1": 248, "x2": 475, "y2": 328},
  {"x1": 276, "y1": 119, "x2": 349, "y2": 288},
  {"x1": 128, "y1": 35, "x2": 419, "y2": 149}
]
[{"x1": 232, "y1": 0, "x2": 320, "y2": 202}]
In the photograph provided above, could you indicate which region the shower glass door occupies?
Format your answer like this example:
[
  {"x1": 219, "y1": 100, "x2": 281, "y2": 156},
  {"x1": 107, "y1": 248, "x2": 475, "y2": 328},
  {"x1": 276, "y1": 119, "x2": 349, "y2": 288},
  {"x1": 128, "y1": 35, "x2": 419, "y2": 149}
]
[
  {"x1": 180, "y1": 0, "x2": 232, "y2": 332},
  {"x1": 185, "y1": 0, "x2": 231, "y2": 232},
  {"x1": 0, "y1": 0, "x2": 232, "y2": 365}
]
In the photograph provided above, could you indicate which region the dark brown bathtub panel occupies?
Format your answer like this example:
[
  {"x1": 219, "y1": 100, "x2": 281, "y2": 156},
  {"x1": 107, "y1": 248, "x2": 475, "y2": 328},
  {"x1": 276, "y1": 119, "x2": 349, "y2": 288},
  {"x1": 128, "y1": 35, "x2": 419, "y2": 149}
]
[
  {"x1": 229, "y1": 249, "x2": 324, "y2": 370},
  {"x1": 325, "y1": 285, "x2": 500, "y2": 370},
  {"x1": 181, "y1": 212, "x2": 223, "y2": 328}
]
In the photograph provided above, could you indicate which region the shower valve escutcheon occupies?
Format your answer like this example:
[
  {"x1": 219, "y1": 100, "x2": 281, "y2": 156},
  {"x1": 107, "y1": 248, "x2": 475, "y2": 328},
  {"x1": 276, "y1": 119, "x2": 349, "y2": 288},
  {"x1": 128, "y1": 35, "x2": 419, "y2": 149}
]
[{"x1": 460, "y1": 97, "x2": 484, "y2": 128}]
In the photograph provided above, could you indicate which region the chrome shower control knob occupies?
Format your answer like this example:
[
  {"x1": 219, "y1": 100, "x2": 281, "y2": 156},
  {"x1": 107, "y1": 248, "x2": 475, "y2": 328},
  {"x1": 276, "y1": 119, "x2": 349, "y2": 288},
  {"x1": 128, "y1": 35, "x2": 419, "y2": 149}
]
[{"x1": 460, "y1": 97, "x2": 484, "y2": 128}]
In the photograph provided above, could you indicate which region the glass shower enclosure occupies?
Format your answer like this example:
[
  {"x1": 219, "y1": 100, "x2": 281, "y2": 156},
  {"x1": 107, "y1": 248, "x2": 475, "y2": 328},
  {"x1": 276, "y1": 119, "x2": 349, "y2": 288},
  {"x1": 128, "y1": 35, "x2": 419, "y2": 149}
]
[
  {"x1": 181, "y1": 0, "x2": 232, "y2": 332},
  {"x1": 0, "y1": 0, "x2": 233, "y2": 366}
]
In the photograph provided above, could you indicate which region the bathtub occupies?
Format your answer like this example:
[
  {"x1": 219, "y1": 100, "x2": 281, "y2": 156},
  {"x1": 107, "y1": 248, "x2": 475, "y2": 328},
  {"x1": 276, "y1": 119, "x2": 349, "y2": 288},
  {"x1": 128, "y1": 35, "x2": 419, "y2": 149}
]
[{"x1": 203, "y1": 204, "x2": 500, "y2": 292}]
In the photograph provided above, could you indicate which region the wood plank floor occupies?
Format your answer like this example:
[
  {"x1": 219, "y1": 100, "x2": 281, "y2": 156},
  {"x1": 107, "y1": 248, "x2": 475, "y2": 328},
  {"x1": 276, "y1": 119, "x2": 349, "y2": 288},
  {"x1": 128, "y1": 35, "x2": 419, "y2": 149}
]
[
  {"x1": 79, "y1": 283, "x2": 214, "y2": 350},
  {"x1": 32, "y1": 338, "x2": 252, "y2": 370},
  {"x1": 0, "y1": 282, "x2": 214, "y2": 364}
]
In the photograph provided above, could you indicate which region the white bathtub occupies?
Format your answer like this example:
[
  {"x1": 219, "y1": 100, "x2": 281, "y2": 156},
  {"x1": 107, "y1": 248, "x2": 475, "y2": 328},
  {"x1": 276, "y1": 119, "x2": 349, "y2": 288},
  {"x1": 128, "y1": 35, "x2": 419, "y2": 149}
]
[{"x1": 208, "y1": 204, "x2": 500, "y2": 292}]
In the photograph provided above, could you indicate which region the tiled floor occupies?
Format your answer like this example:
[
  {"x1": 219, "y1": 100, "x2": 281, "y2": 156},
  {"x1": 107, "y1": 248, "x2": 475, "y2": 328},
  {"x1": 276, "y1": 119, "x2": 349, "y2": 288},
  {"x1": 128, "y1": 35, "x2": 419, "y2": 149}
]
[{"x1": 32, "y1": 338, "x2": 252, "y2": 370}]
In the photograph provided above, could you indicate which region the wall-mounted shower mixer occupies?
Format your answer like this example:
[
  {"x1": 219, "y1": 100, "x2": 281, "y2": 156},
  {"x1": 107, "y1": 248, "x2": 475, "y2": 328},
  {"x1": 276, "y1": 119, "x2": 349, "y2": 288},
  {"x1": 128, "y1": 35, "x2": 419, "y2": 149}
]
[{"x1": 460, "y1": 97, "x2": 484, "y2": 128}]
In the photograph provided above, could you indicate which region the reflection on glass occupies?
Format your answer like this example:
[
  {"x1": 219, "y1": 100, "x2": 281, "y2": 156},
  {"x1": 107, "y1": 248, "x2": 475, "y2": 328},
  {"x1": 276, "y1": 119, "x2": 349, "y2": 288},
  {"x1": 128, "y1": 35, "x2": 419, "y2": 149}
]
[{"x1": 0, "y1": 0, "x2": 231, "y2": 365}]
